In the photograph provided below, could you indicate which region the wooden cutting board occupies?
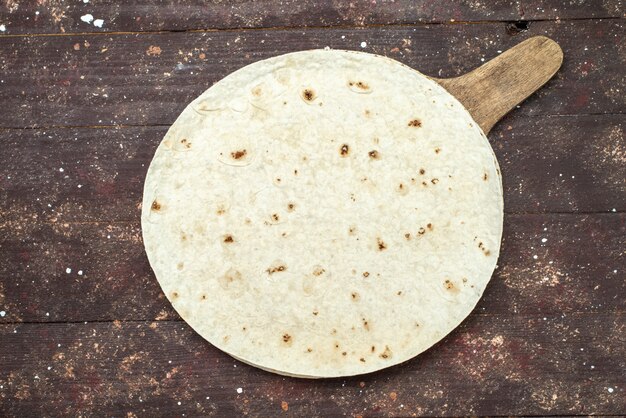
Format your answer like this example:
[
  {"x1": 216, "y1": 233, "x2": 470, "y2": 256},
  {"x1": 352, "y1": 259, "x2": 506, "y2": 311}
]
[{"x1": 433, "y1": 36, "x2": 563, "y2": 134}]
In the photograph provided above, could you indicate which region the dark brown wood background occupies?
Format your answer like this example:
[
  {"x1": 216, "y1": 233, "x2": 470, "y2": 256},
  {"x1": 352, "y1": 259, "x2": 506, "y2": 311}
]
[{"x1": 0, "y1": 1, "x2": 624, "y2": 416}]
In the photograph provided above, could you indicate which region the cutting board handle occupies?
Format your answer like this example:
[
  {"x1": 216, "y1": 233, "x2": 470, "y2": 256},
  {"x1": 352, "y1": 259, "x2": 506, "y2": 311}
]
[{"x1": 434, "y1": 36, "x2": 563, "y2": 134}]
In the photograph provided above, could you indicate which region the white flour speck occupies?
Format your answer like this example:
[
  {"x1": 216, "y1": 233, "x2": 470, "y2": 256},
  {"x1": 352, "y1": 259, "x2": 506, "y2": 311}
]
[
  {"x1": 360, "y1": 41, "x2": 367, "y2": 48},
  {"x1": 608, "y1": 387, "x2": 614, "y2": 393},
  {"x1": 66, "y1": 267, "x2": 72, "y2": 274},
  {"x1": 541, "y1": 238, "x2": 547, "y2": 243},
  {"x1": 47, "y1": 366, "x2": 52, "y2": 370},
  {"x1": 59, "y1": 167, "x2": 64, "y2": 172},
  {"x1": 0, "y1": 311, "x2": 5, "y2": 317},
  {"x1": 93, "y1": 19, "x2": 104, "y2": 28},
  {"x1": 0, "y1": 24, "x2": 6, "y2": 32},
  {"x1": 45, "y1": 312, "x2": 50, "y2": 317},
  {"x1": 35, "y1": 11, "x2": 40, "y2": 15},
  {"x1": 206, "y1": 396, "x2": 210, "y2": 399},
  {"x1": 77, "y1": 184, "x2": 82, "y2": 188},
  {"x1": 78, "y1": 270, "x2": 83, "y2": 275},
  {"x1": 533, "y1": 255, "x2": 538, "y2": 260},
  {"x1": 177, "y1": 401, "x2": 182, "y2": 405},
  {"x1": 57, "y1": 343, "x2": 61, "y2": 347},
  {"x1": 107, "y1": 235, "x2": 111, "y2": 239},
  {"x1": 80, "y1": 14, "x2": 94, "y2": 24},
  {"x1": 611, "y1": 208, "x2": 616, "y2": 212},
  {"x1": 591, "y1": 365, "x2": 595, "y2": 369},
  {"x1": 83, "y1": 0, "x2": 90, "y2": 3},
  {"x1": 236, "y1": 387, "x2": 243, "y2": 394}
]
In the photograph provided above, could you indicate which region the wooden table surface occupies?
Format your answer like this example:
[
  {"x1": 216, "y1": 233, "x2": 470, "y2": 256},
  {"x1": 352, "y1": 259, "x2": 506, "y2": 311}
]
[{"x1": 0, "y1": 1, "x2": 624, "y2": 416}]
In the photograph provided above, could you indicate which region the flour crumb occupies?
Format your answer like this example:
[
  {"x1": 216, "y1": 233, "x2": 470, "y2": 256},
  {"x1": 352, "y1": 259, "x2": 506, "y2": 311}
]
[
  {"x1": 236, "y1": 387, "x2": 243, "y2": 394},
  {"x1": 360, "y1": 41, "x2": 367, "y2": 48},
  {"x1": 93, "y1": 19, "x2": 104, "y2": 28},
  {"x1": 80, "y1": 14, "x2": 94, "y2": 24}
]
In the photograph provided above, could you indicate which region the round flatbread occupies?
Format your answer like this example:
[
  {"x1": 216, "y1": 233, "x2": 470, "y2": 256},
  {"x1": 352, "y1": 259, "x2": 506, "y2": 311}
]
[{"x1": 141, "y1": 49, "x2": 503, "y2": 378}]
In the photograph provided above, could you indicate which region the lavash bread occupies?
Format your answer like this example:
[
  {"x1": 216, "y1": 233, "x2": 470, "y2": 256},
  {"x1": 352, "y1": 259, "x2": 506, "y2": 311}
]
[{"x1": 142, "y1": 49, "x2": 503, "y2": 378}]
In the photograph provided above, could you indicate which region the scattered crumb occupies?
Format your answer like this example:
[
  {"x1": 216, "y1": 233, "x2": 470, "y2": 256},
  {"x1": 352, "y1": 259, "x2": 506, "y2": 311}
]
[{"x1": 80, "y1": 14, "x2": 94, "y2": 24}]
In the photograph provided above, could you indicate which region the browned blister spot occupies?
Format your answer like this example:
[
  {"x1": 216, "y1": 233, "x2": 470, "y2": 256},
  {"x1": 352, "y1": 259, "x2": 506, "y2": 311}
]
[
  {"x1": 340, "y1": 144, "x2": 350, "y2": 157},
  {"x1": 478, "y1": 241, "x2": 491, "y2": 256},
  {"x1": 379, "y1": 345, "x2": 392, "y2": 359},
  {"x1": 180, "y1": 233, "x2": 187, "y2": 242},
  {"x1": 282, "y1": 333, "x2": 293, "y2": 346},
  {"x1": 200, "y1": 294, "x2": 207, "y2": 300},
  {"x1": 431, "y1": 178, "x2": 439, "y2": 184},
  {"x1": 251, "y1": 86, "x2": 262, "y2": 97},
  {"x1": 368, "y1": 150, "x2": 380, "y2": 159},
  {"x1": 348, "y1": 80, "x2": 370, "y2": 91},
  {"x1": 483, "y1": 172, "x2": 489, "y2": 181},
  {"x1": 377, "y1": 238, "x2": 387, "y2": 251},
  {"x1": 418, "y1": 227, "x2": 426, "y2": 235},
  {"x1": 180, "y1": 138, "x2": 192, "y2": 149},
  {"x1": 351, "y1": 292, "x2": 360, "y2": 301},
  {"x1": 434, "y1": 147, "x2": 441, "y2": 154},
  {"x1": 287, "y1": 203, "x2": 295, "y2": 212},
  {"x1": 151, "y1": 200, "x2": 161, "y2": 211},
  {"x1": 223, "y1": 234, "x2": 234, "y2": 243},
  {"x1": 364, "y1": 109, "x2": 371, "y2": 117},
  {"x1": 307, "y1": 348, "x2": 313, "y2": 353},
  {"x1": 397, "y1": 291, "x2": 402, "y2": 295},
  {"x1": 176, "y1": 262, "x2": 184, "y2": 270},
  {"x1": 231, "y1": 149, "x2": 247, "y2": 160},
  {"x1": 348, "y1": 226, "x2": 357, "y2": 235},
  {"x1": 362, "y1": 272, "x2": 369, "y2": 277},
  {"x1": 405, "y1": 233, "x2": 411, "y2": 240},
  {"x1": 312, "y1": 310, "x2": 319, "y2": 316},
  {"x1": 427, "y1": 223, "x2": 433, "y2": 231},
  {"x1": 342, "y1": 351, "x2": 347, "y2": 356},
  {"x1": 419, "y1": 168, "x2": 425, "y2": 175},
  {"x1": 371, "y1": 345, "x2": 376, "y2": 352},
  {"x1": 272, "y1": 213, "x2": 280, "y2": 222},
  {"x1": 360, "y1": 358, "x2": 366, "y2": 362},
  {"x1": 302, "y1": 88, "x2": 315, "y2": 101},
  {"x1": 408, "y1": 119, "x2": 422, "y2": 128},
  {"x1": 362, "y1": 318, "x2": 370, "y2": 331},
  {"x1": 216, "y1": 205, "x2": 226, "y2": 216},
  {"x1": 171, "y1": 291, "x2": 179, "y2": 299},
  {"x1": 267, "y1": 264, "x2": 287, "y2": 275},
  {"x1": 312, "y1": 267, "x2": 325, "y2": 276}
]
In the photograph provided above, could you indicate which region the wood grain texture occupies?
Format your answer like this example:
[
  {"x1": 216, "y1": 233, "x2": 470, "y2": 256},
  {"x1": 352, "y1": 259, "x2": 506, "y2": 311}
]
[
  {"x1": 1, "y1": 313, "x2": 624, "y2": 416},
  {"x1": 0, "y1": 213, "x2": 623, "y2": 323},
  {"x1": 436, "y1": 36, "x2": 563, "y2": 133},
  {"x1": 0, "y1": 20, "x2": 623, "y2": 129},
  {"x1": 0, "y1": 0, "x2": 622, "y2": 35}
]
